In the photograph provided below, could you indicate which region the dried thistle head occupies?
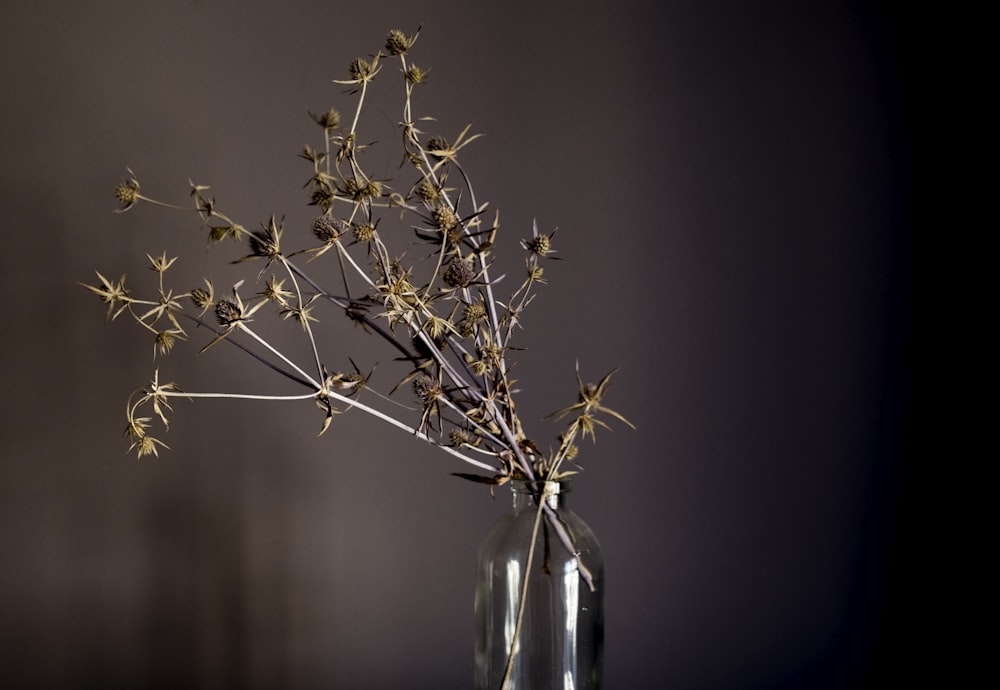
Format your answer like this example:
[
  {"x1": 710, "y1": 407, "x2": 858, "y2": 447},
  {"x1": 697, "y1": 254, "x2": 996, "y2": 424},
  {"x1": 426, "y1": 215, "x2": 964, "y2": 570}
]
[
  {"x1": 385, "y1": 28, "x2": 418, "y2": 56},
  {"x1": 459, "y1": 301, "x2": 488, "y2": 336},
  {"x1": 244, "y1": 217, "x2": 283, "y2": 261},
  {"x1": 405, "y1": 64, "x2": 429, "y2": 84},
  {"x1": 310, "y1": 186, "x2": 335, "y2": 212},
  {"x1": 309, "y1": 106, "x2": 341, "y2": 131},
  {"x1": 154, "y1": 329, "x2": 185, "y2": 357},
  {"x1": 431, "y1": 204, "x2": 458, "y2": 232},
  {"x1": 443, "y1": 257, "x2": 475, "y2": 289},
  {"x1": 426, "y1": 136, "x2": 449, "y2": 160},
  {"x1": 312, "y1": 215, "x2": 345, "y2": 243},
  {"x1": 189, "y1": 278, "x2": 215, "y2": 315},
  {"x1": 412, "y1": 373, "x2": 441, "y2": 403},
  {"x1": 352, "y1": 221, "x2": 376, "y2": 244},
  {"x1": 214, "y1": 297, "x2": 243, "y2": 327},
  {"x1": 342, "y1": 177, "x2": 384, "y2": 204},
  {"x1": 80, "y1": 271, "x2": 131, "y2": 321},
  {"x1": 114, "y1": 170, "x2": 141, "y2": 212},
  {"x1": 521, "y1": 221, "x2": 559, "y2": 259},
  {"x1": 415, "y1": 179, "x2": 440, "y2": 204},
  {"x1": 260, "y1": 275, "x2": 293, "y2": 305},
  {"x1": 346, "y1": 55, "x2": 380, "y2": 84}
]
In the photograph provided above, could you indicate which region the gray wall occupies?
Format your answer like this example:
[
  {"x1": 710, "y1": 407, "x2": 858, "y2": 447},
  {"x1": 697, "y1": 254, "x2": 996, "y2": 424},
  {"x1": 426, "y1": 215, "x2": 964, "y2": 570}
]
[{"x1": 1, "y1": 1, "x2": 919, "y2": 687}]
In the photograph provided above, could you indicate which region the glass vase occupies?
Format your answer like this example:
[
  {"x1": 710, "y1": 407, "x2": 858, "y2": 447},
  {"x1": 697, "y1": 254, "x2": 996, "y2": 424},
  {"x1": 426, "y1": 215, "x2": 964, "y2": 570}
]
[{"x1": 474, "y1": 480, "x2": 604, "y2": 690}]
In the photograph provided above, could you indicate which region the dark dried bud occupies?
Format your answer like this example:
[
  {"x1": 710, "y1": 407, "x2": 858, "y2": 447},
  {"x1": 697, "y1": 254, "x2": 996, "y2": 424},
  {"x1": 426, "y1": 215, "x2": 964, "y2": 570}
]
[
  {"x1": 344, "y1": 177, "x2": 383, "y2": 203},
  {"x1": 412, "y1": 373, "x2": 441, "y2": 403},
  {"x1": 248, "y1": 218, "x2": 282, "y2": 259},
  {"x1": 312, "y1": 216, "x2": 344, "y2": 243},
  {"x1": 449, "y1": 429, "x2": 471, "y2": 447},
  {"x1": 426, "y1": 136, "x2": 449, "y2": 159},
  {"x1": 443, "y1": 257, "x2": 475, "y2": 289},
  {"x1": 310, "y1": 186, "x2": 335, "y2": 211},
  {"x1": 248, "y1": 231, "x2": 279, "y2": 258},
  {"x1": 215, "y1": 297, "x2": 242, "y2": 326},
  {"x1": 462, "y1": 302, "x2": 487, "y2": 324}
]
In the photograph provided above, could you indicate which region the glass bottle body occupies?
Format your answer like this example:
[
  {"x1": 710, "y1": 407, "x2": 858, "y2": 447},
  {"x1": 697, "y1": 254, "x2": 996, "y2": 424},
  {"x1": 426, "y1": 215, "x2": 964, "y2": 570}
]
[{"x1": 474, "y1": 481, "x2": 604, "y2": 690}]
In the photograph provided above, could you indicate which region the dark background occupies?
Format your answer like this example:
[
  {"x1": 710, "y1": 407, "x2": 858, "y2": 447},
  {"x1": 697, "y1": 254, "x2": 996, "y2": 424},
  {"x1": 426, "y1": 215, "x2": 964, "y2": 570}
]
[{"x1": 1, "y1": 1, "x2": 926, "y2": 687}]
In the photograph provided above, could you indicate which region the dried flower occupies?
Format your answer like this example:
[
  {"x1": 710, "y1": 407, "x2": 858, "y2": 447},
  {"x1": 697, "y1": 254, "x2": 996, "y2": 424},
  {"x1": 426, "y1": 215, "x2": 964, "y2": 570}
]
[
  {"x1": 412, "y1": 373, "x2": 440, "y2": 403},
  {"x1": 385, "y1": 28, "x2": 417, "y2": 56},
  {"x1": 405, "y1": 64, "x2": 428, "y2": 84},
  {"x1": 443, "y1": 257, "x2": 475, "y2": 289},
  {"x1": 80, "y1": 272, "x2": 130, "y2": 321},
  {"x1": 114, "y1": 170, "x2": 141, "y2": 212},
  {"x1": 312, "y1": 215, "x2": 344, "y2": 243},
  {"x1": 353, "y1": 221, "x2": 376, "y2": 244},
  {"x1": 310, "y1": 107, "x2": 341, "y2": 131},
  {"x1": 214, "y1": 297, "x2": 243, "y2": 327}
]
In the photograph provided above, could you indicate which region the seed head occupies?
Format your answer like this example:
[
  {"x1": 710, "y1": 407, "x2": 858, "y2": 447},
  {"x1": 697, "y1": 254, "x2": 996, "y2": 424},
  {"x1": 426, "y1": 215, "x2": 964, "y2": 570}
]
[
  {"x1": 349, "y1": 57, "x2": 376, "y2": 82},
  {"x1": 114, "y1": 173, "x2": 140, "y2": 211},
  {"x1": 412, "y1": 373, "x2": 441, "y2": 403},
  {"x1": 431, "y1": 205, "x2": 458, "y2": 232},
  {"x1": 426, "y1": 136, "x2": 449, "y2": 160},
  {"x1": 449, "y1": 429, "x2": 471, "y2": 447},
  {"x1": 343, "y1": 177, "x2": 383, "y2": 203},
  {"x1": 312, "y1": 215, "x2": 344, "y2": 243},
  {"x1": 405, "y1": 64, "x2": 428, "y2": 84},
  {"x1": 385, "y1": 29, "x2": 416, "y2": 56},
  {"x1": 310, "y1": 106, "x2": 341, "y2": 131},
  {"x1": 459, "y1": 301, "x2": 487, "y2": 336},
  {"x1": 524, "y1": 234, "x2": 551, "y2": 256},
  {"x1": 214, "y1": 297, "x2": 242, "y2": 326},
  {"x1": 443, "y1": 257, "x2": 475, "y2": 289},
  {"x1": 190, "y1": 282, "x2": 214, "y2": 313},
  {"x1": 154, "y1": 330, "x2": 181, "y2": 356},
  {"x1": 415, "y1": 179, "x2": 439, "y2": 204},
  {"x1": 246, "y1": 217, "x2": 283, "y2": 259},
  {"x1": 310, "y1": 186, "x2": 335, "y2": 211},
  {"x1": 353, "y1": 221, "x2": 376, "y2": 243}
]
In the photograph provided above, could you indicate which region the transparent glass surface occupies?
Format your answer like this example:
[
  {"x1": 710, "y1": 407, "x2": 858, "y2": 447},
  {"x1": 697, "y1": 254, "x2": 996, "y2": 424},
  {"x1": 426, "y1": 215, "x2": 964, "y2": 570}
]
[{"x1": 474, "y1": 481, "x2": 604, "y2": 690}]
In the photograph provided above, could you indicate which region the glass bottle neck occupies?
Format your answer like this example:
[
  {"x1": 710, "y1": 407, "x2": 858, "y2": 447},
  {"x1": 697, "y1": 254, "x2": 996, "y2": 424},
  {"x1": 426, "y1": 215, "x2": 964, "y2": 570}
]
[{"x1": 512, "y1": 480, "x2": 568, "y2": 512}]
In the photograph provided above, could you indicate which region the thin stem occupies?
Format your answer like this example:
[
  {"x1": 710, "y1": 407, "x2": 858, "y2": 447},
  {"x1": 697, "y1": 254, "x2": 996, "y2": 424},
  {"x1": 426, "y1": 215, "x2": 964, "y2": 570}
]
[
  {"x1": 235, "y1": 323, "x2": 322, "y2": 390},
  {"x1": 500, "y1": 483, "x2": 550, "y2": 690}
]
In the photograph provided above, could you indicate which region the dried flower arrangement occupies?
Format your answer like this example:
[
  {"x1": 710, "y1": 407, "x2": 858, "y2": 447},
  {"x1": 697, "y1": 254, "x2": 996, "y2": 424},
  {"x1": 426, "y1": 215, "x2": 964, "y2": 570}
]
[{"x1": 83, "y1": 27, "x2": 632, "y2": 684}]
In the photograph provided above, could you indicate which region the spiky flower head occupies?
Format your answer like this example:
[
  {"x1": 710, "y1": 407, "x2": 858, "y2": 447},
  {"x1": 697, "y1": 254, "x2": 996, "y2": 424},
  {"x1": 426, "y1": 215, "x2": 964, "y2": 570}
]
[
  {"x1": 415, "y1": 179, "x2": 439, "y2": 204},
  {"x1": 312, "y1": 215, "x2": 344, "y2": 243},
  {"x1": 214, "y1": 297, "x2": 242, "y2": 326},
  {"x1": 349, "y1": 57, "x2": 376, "y2": 82},
  {"x1": 524, "y1": 234, "x2": 551, "y2": 256},
  {"x1": 405, "y1": 64, "x2": 428, "y2": 84},
  {"x1": 353, "y1": 221, "x2": 376, "y2": 243},
  {"x1": 431, "y1": 205, "x2": 458, "y2": 232},
  {"x1": 114, "y1": 172, "x2": 141, "y2": 212},
  {"x1": 426, "y1": 136, "x2": 449, "y2": 160},
  {"x1": 443, "y1": 257, "x2": 475, "y2": 289},
  {"x1": 449, "y1": 429, "x2": 471, "y2": 447},
  {"x1": 385, "y1": 29, "x2": 416, "y2": 56},
  {"x1": 343, "y1": 177, "x2": 384, "y2": 203},
  {"x1": 412, "y1": 373, "x2": 441, "y2": 403},
  {"x1": 310, "y1": 107, "x2": 341, "y2": 131},
  {"x1": 310, "y1": 186, "x2": 335, "y2": 211}
]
